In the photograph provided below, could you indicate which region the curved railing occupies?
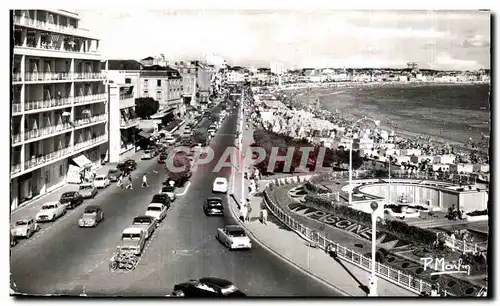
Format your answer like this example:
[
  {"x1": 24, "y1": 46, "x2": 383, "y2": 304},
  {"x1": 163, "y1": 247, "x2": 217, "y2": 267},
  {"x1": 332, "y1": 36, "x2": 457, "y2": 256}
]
[{"x1": 262, "y1": 174, "x2": 460, "y2": 296}]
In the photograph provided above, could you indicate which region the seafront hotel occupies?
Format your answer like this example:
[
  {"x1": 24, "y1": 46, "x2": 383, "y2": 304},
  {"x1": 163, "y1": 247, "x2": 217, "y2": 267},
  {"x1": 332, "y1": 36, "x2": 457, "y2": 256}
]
[{"x1": 11, "y1": 10, "x2": 108, "y2": 210}]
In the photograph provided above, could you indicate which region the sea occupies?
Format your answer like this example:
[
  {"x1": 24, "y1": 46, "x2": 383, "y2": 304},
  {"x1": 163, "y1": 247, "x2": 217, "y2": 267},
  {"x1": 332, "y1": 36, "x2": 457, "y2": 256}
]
[{"x1": 316, "y1": 84, "x2": 491, "y2": 146}]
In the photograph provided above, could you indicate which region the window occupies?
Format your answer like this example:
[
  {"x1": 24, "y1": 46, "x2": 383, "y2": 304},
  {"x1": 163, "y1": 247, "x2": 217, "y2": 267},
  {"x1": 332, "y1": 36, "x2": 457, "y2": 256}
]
[
  {"x1": 144, "y1": 90, "x2": 149, "y2": 97},
  {"x1": 156, "y1": 91, "x2": 162, "y2": 101},
  {"x1": 59, "y1": 164, "x2": 63, "y2": 176},
  {"x1": 125, "y1": 78, "x2": 131, "y2": 84},
  {"x1": 157, "y1": 80, "x2": 161, "y2": 87},
  {"x1": 144, "y1": 79, "x2": 149, "y2": 88}
]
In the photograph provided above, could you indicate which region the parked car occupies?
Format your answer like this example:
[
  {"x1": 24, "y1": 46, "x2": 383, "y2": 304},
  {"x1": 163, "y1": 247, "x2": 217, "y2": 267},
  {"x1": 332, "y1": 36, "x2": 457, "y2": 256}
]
[
  {"x1": 212, "y1": 177, "x2": 228, "y2": 193},
  {"x1": 11, "y1": 218, "x2": 40, "y2": 238},
  {"x1": 93, "y1": 174, "x2": 110, "y2": 188},
  {"x1": 158, "y1": 152, "x2": 168, "y2": 164},
  {"x1": 130, "y1": 216, "x2": 158, "y2": 239},
  {"x1": 165, "y1": 135, "x2": 176, "y2": 145},
  {"x1": 35, "y1": 201, "x2": 66, "y2": 222},
  {"x1": 107, "y1": 169, "x2": 121, "y2": 182},
  {"x1": 79, "y1": 183, "x2": 98, "y2": 199},
  {"x1": 141, "y1": 150, "x2": 153, "y2": 160},
  {"x1": 145, "y1": 203, "x2": 168, "y2": 221},
  {"x1": 159, "y1": 185, "x2": 176, "y2": 201},
  {"x1": 216, "y1": 225, "x2": 252, "y2": 250},
  {"x1": 118, "y1": 228, "x2": 146, "y2": 256},
  {"x1": 150, "y1": 194, "x2": 171, "y2": 210},
  {"x1": 171, "y1": 277, "x2": 246, "y2": 297},
  {"x1": 117, "y1": 159, "x2": 137, "y2": 172},
  {"x1": 78, "y1": 205, "x2": 104, "y2": 228},
  {"x1": 59, "y1": 191, "x2": 83, "y2": 209},
  {"x1": 203, "y1": 197, "x2": 224, "y2": 216}
]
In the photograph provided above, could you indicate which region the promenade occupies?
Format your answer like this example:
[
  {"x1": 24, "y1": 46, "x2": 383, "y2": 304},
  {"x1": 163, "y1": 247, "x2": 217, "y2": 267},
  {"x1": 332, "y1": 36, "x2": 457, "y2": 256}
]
[{"x1": 228, "y1": 110, "x2": 416, "y2": 296}]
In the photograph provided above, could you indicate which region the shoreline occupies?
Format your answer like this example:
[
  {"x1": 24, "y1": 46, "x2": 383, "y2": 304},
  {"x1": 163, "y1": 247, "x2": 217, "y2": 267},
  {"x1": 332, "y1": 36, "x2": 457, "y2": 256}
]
[{"x1": 286, "y1": 85, "x2": 489, "y2": 154}]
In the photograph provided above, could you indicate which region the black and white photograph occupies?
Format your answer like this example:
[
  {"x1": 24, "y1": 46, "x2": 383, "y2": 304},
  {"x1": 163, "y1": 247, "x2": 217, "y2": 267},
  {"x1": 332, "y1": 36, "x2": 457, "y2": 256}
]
[{"x1": 7, "y1": 1, "x2": 492, "y2": 299}]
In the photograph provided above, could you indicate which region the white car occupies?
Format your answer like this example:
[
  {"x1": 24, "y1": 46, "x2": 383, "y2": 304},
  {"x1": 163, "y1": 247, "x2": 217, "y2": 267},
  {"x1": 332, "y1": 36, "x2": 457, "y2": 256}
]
[
  {"x1": 212, "y1": 177, "x2": 228, "y2": 193},
  {"x1": 93, "y1": 174, "x2": 110, "y2": 188},
  {"x1": 141, "y1": 150, "x2": 153, "y2": 160},
  {"x1": 145, "y1": 203, "x2": 168, "y2": 221},
  {"x1": 11, "y1": 218, "x2": 40, "y2": 238},
  {"x1": 35, "y1": 201, "x2": 66, "y2": 222},
  {"x1": 216, "y1": 225, "x2": 252, "y2": 250}
]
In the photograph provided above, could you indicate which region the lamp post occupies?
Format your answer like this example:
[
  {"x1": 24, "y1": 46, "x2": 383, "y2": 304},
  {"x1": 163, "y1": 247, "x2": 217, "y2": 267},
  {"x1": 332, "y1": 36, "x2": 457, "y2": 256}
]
[
  {"x1": 348, "y1": 116, "x2": 380, "y2": 205},
  {"x1": 239, "y1": 88, "x2": 245, "y2": 211},
  {"x1": 368, "y1": 201, "x2": 380, "y2": 296}
]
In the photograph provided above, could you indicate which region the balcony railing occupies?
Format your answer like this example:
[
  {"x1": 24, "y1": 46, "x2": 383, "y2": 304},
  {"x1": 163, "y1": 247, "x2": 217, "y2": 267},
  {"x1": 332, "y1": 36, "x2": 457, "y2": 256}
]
[
  {"x1": 24, "y1": 97, "x2": 72, "y2": 112},
  {"x1": 24, "y1": 123, "x2": 72, "y2": 141},
  {"x1": 119, "y1": 93, "x2": 134, "y2": 100},
  {"x1": 74, "y1": 93, "x2": 106, "y2": 104},
  {"x1": 11, "y1": 163, "x2": 21, "y2": 174},
  {"x1": 14, "y1": 16, "x2": 93, "y2": 38},
  {"x1": 12, "y1": 103, "x2": 22, "y2": 114},
  {"x1": 74, "y1": 72, "x2": 106, "y2": 80},
  {"x1": 74, "y1": 114, "x2": 107, "y2": 127},
  {"x1": 12, "y1": 133, "x2": 22, "y2": 144},
  {"x1": 16, "y1": 39, "x2": 101, "y2": 55},
  {"x1": 25, "y1": 72, "x2": 71, "y2": 82},
  {"x1": 12, "y1": 72, "x2": 22, "y2": 82},
  {"x1": 24, "y1": 147, "x2": 72, "y2": 171},
  {"x1": 74, "y1": 135, "x2": 107, "y2": 150},
  {"x1": 120, "y1": 117, "x2": 140, "y2": 127}
]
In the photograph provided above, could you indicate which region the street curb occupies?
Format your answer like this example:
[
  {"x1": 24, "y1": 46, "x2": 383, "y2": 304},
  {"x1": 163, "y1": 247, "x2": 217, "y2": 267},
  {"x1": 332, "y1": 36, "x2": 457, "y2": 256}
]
[
  {"x1": 175, "y1": 182, "x2": 191, "y2": 196},
  {"x1": 226, "y1": 194, "x2": 352, "y2": 297}
]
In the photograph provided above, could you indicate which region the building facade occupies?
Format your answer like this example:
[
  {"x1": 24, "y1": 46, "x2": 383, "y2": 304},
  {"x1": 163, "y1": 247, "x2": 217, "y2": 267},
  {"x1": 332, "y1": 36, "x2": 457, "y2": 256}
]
[
  {"x1": 171, "y1": 61, "x2": 197, "y2": 106},
  {"x1": 11, "y1": 9, "x2": 107, "y2": 210},
  {"x1": 172, "y1": 60, "x2": 213, "y2": 107},
  {"x1": 139, "y1": 65, "x2": 184, "y2": 116}
]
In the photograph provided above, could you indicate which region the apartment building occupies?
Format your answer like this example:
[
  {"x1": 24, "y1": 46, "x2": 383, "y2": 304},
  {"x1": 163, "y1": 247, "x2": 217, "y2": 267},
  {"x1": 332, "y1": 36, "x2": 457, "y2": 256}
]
[
  {"x1": 172, "y1": 60, "x2": 213, "y2": 106},
  {"x1": 139, "y1": 65, "x2": 184, "y2": 116},
  {"x1": 11, "y1": 9, "x2": 107, "y2": 210}
]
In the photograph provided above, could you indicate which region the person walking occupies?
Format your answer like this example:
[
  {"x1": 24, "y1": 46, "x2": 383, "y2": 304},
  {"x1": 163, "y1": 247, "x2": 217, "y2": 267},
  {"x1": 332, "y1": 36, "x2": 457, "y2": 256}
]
[
  {"x1": 261, "y1": 207, "x2": 268, "y2": 225},
  {"x1": 142, "y1": 174, "x2": 149, "y2": 187},
  {"x1": 240, "y1": 204, "x2": 248, "y2": 223},
  {"x1": 117, "y1": 174, "x2": 123, "y2": 188},
  {"x1": 125, "y1": 174, "x2": 133, "y2": 190},
  {"x1": 245, "y1": 202, "x2": 252, "y2": 222}
]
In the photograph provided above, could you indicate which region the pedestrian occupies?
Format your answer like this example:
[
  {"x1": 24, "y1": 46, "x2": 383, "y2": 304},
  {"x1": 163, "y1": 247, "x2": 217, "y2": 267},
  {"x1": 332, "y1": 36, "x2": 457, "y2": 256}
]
[
  {"x1": 79, "y1": 172, "x2": 84, "y2": 184},
  {"x1": 261, "y1": 208, "x2": 268, "y2": 225},
  {"x1": 125, "y1": 174, "x2": 133, "y2": 190},
  {"x1": 142, "y1": 174, "x2": 149, "y2": 187},
  {"x1": 246, "y1": 202, "x2": 252, "y2": 222},
  {"x1": 240, "y1": 204, "x2": 248, "y2": 223},
  {"x1": 117, "y1": 175, "x2": 123, "y2": 188}
]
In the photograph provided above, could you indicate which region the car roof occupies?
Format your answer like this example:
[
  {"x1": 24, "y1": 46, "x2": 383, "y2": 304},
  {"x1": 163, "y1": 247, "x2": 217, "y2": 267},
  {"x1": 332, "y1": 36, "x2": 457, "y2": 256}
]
[
  {"x1": 123, "y1": 227, "x2": 143, "y2": 234},
  {"x1": 148, "y1": 203, "x2": 164, "y2": 208},
  {"x1": 95, "y1": 174, "x2": 107, "y2": 178},
  {"x1": 43, "y1": 201, "x2": 60, "y2": 206},
  {"x1": 85, "y1": 205, "x2": 100, "y2": 211},
  {"x1": 225, "y1": 225, "x2": 244, "y2": 231},
  {"x1": 199, "y1": 277, "x2": 234, "y2": 287},
  {"x1": 214, "y1": 177, "x2": 227, "y2": 182}
]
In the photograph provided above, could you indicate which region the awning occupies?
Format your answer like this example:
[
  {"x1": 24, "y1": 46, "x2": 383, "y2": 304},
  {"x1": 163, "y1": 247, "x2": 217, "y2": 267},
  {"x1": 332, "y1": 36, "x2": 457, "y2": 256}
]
[
  {"x1": 138, "y1": 130, "x2": 153, "y2": 139},
  {"x1": 71, "y1": 154, "x2": 92, "y2": 168},
  {"x1": 150, "y1": 107, "x2": 175, "y2": 119}
]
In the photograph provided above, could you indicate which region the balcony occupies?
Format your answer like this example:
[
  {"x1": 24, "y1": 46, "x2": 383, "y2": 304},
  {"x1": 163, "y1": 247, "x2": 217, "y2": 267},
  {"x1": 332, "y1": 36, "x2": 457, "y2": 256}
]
[
  {"x1": 13, "y1": 16, "x2": 96, "y2": 39},
  {"x1": 12, "y1": 133, "x2": 22, "y2": 145},
  {"x1": 23, "y1": 146, "x2": 72, "y2": 172},
  {"x1": 24, "y1": 97, "x2": 72, "y2": 113},
  {"x1": 25, "y1": 72, "x2": 71, "y2": 82},
  {"x1": 119, "y1": 93, "x2": 134, "y2": 100},
  {"x1": 74, "y1": 72, "x2": 106, "y2": 80},
  {"x1": 74, "y1": 93, "x2": 107, "y2": 105},
  {"x1": 74, "y1": 114, "x2": 107, "y2": 128},
  {"x1": 24, "y1": 123, "x2": 72, "y2": 141},
  {"x1": 12, "y1": 103, "x2": 22, "y2": 114},
  {"x1": 74, "y1": 134, "x2": 107, "y2": 150},
  {"x1": 11, "y1": 163, "x2": 22, "y2": 175},
  {"x1": 120, "y1": 118, "x2": 140, "y2": 129}
]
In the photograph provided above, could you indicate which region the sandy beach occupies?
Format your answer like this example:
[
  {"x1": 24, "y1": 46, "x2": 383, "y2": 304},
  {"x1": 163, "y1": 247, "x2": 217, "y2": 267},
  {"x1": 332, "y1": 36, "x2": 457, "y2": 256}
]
[{"x1": 290, "y1": 84, "x2": 491, "y2": 151}]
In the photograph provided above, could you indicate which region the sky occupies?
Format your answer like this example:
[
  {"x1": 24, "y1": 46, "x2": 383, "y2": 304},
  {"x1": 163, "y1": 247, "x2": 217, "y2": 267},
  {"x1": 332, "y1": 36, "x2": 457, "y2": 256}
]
[{"x1": 78, "y1": 9, "x2": 491, "y2": 70}]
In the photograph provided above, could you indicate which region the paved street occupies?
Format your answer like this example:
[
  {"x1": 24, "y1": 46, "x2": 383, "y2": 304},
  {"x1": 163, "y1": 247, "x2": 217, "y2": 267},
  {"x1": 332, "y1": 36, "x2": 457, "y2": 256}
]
[{"x1": 11, "y1": 104, "x2": 339, "y2": 296}]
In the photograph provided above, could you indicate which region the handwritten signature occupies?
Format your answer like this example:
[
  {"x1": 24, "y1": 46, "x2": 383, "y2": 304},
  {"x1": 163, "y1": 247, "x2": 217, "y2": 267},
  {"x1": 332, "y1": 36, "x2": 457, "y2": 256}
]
[{"x1": 421, "y1": 257, "x2": 471, "y2": 276}]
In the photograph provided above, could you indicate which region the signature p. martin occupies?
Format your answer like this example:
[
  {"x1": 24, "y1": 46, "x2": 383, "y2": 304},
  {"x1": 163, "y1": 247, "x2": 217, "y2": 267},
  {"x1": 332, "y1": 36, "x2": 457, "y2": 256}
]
[{"x1": 421, "y1": 257, "x2": 471, "y2": 276}]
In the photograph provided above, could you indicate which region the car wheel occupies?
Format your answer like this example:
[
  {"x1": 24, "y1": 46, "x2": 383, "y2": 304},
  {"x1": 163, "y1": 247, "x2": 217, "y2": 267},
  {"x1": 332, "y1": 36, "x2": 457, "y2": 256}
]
[
  {"x1": 26, "y1": 230, "x2": 31, "y2": 238},
  {"x1": 52, "y1": 215, "x2": 56, "y2": 221}
]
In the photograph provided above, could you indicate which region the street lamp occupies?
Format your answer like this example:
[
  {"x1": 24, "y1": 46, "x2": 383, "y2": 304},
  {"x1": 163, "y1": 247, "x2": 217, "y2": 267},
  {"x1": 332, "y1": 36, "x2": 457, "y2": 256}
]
[
  {"x1": 348, "y1": 116, "x2": 380, "y2": 205},
  {"x1": 368, "y1": 201, "x2": 380, "y2": 296}
]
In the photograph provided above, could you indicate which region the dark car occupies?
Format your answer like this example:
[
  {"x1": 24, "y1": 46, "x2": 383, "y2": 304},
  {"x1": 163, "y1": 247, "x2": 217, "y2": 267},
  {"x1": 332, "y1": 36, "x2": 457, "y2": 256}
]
[
  {"x1": 158, "y1": 152, "x2": 168, "y2": 164},
  {"x1": 203, "y1": 197, "x2": 224, "y2": 216},
  {"x1": 107, "y1": 169, "x2": 121, "y2": 182},
  {"x1": 151, "y1": 194, "x2": 171, "y2": 210},
  {"x1": 171, "y1": 277, "x2": 246, "y2": 297},
  {"x1": 59, "y1": 191, "x2": 83, "y2": 209},
  {"x1": 163, "y1": 173, "x2": 190, "y2": 188},
  {"x1": 117, "y1": 159, "x2": 137, "y2": 172}
]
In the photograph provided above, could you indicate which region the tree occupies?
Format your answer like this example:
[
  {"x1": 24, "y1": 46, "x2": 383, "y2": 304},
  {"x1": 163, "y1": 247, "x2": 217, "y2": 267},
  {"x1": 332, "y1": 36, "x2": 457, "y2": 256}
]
[
  {"x1": 135, "y1": 97, "x2": 160, "y2": 119},
  {"x1": 165, "y1": 152, "x2": 191, "y2": 185}
]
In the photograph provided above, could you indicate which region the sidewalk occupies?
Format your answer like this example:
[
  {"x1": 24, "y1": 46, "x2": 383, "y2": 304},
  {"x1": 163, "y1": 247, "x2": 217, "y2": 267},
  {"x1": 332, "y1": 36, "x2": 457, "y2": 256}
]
[
  {"x1": 10, "y1": 148, "x2": 143, "y2": 222},
  {"x1": 228, "y1": 111, "x2": 416, "y2": 297}
]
